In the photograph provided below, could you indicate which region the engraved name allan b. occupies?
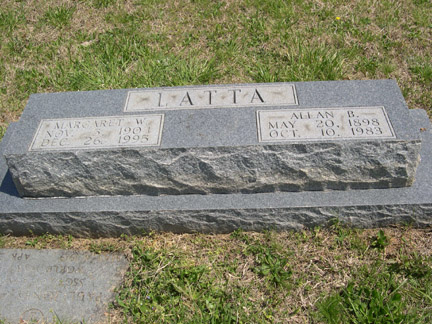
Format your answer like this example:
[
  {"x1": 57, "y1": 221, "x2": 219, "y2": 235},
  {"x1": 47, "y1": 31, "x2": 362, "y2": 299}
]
[{"x1": 257, "y1": 107, "x2": 395, "y2": 142}]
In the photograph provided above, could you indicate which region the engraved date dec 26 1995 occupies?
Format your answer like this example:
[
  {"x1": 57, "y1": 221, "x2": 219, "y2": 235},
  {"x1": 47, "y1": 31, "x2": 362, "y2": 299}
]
[{"x1": 30, "y1": 114, "x2": 164, "y2": 151}]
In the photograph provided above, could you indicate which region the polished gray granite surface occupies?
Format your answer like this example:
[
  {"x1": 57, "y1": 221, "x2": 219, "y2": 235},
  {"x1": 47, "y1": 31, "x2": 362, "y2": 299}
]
[
  {"x1": 0, "y1": 81, "x2": 430, "y2": 236},
  {"x1": 3, "y1": 80, "x2": 423, "y2": 198}
]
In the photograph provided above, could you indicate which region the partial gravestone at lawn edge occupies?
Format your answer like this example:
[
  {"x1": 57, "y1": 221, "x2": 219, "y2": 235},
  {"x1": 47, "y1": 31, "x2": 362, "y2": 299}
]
[{"x1": 0, "y1": 249, "x2": 128, "y2": 324}]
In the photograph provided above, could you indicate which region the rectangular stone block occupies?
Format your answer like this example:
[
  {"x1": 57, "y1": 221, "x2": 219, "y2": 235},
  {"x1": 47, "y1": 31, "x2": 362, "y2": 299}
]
[
  {"x1": 257, "y1": 106, "x2": 395, "y2": 142},
  {"x1": 0, "y1": 109, "x2": 430, "y2": 236},
  {"x1": 30, "y1": 114, "x2": 164, "y2": 150},
  {"x1": 0, "y1": 249, "x2": 128, "y2": 323},
  {"x1": 124, "y1": 83, "x2": 298, "y2": 111},
  {"x1": 3, "y1": 80, "x2": 423, "y2": 198}
]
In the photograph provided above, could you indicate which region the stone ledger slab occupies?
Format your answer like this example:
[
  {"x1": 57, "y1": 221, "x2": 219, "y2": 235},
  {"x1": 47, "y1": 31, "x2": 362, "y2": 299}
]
[
  {"x1": 0, "y1": 108, "x2": 430, "y2": 236},
  {"x1": 0, "y1": 249, "x2": 128, "y2": 323},
  {"x1": 3, "y1": 80, "x2": 422, "y2": 198}
]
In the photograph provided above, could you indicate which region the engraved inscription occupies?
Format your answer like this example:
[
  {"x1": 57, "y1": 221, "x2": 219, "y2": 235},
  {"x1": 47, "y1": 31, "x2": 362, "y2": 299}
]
[
  {"x1": 0, "y1": 249, "x2": 128, "y2": 323},
  {"x1": 30, "y1": 114, "x2": 164, "y2": 151},
  {"x1": 257, "y1": 107, "x2": 395, "y2": 142},
  {"x1": 20, "y1": 308, "x2": 44, "y2": 323},
  {"x1": 125, "y1": 84, "x2": 297, "y2": 111}
]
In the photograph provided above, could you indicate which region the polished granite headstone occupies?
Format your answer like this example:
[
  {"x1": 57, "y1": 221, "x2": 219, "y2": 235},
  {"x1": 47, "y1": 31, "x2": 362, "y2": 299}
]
[
  {"x1": 0, "y1": 80, "x2": 431, "y2": 235},
  {"x1": 3, "y1": 81, "x2": 421, "y2": 198},
  {"x1": 0, "y1": 249, "x2": 128, "y2": 323}
]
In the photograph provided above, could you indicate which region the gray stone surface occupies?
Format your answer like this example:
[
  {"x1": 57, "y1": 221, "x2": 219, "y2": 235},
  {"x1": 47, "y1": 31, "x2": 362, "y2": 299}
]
[
  {"x1": 3, "y1": 80, "x2": 423, "y2": 197},
  {"x1": 256, "y1": 106, "x2": 395, "y2": 141},
  {"x1": 0, "y1": 249, "x2": 128, "y2": 323},
  {"x1": 30, "y1": 114, "x2": 164, "y2": 150},
  {"x1": 6, "y1": 140, "x2": 421, "y2": 198},
  {"x1": 0, "y1": 109, "x2": 430, "y2": 236},
  {"x1": 125, "y1": 83, "x2": 298, "y2": 111}
]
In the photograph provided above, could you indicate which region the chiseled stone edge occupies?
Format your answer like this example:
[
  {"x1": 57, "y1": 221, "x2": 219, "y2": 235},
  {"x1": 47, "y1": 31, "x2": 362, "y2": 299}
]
[
  {"x1": 0, "y1": 110, "x2": 430, "y2": 237},
  {"x1": 0, "y1": 204, "x2": 431, "y2": 237},
  {"x1": 5, "y1": 139, "x2": 422, "y2": 198}
]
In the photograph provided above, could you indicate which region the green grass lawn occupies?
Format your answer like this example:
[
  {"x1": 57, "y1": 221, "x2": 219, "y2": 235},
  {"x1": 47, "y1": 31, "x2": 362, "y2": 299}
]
[
  {"x1": 0, "y1": 0, "x2": 431, "y2": 323},
  {"x1": 0, "y1": 0, "x2": 431, "y2": 140},
  {"x1": 1, "y1": 227, "x2": 432, "y2": 323}
]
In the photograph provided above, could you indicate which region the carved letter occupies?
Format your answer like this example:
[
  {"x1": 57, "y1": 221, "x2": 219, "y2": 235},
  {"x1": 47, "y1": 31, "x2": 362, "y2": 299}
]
[
  {"x1": 250, "y1": 89, "x2": 264, "y2": 103},
  {"x1": 228, "y1": 89, "x2": 241, "y2": 104},
  {"x1": 269, "y1": 130, "x2": 278, "y2": 138},
  {"x1": 179, "y1": 92, "x2": 193, "y2": 106},
  {"x1": 157, "y1": 92, "x2": 166, "y2": 107},
  {"x1": 204, "y1": 90, "x2": 217, "y2": 105},
  {"x1": 135, "y1": 118, "x2": 147, "y2": 125},
  {"x1": 268, "y1": 121, "x2": 278, "y2": 129}
]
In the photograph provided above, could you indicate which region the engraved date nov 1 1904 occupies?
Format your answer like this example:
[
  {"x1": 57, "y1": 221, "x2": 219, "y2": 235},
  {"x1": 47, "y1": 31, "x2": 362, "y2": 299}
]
[{"x1": 30, "y1": 114, "x2": 164, "y2": 151}]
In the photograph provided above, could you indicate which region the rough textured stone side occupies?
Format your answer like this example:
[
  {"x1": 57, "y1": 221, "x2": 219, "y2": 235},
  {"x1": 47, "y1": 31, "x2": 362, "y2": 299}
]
[
  {"x1": 0, "y1": 204, "x2": 430, "y2": 237},
  {"x1": 6, "y1": 140, "x2": 421, "y2": 198}
]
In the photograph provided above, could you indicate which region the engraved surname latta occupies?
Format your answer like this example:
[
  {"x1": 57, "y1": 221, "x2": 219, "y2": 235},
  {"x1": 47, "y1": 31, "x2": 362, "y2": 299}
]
[
  {"x1": 124, "y1": 84, "x2": 297, "y2": 111},
  {"x1": 30, "y1": 114, "x2": 164, "y2": 151},
  {"x1": 257, "y1": 107, "x2": 395, "y2": 142}
]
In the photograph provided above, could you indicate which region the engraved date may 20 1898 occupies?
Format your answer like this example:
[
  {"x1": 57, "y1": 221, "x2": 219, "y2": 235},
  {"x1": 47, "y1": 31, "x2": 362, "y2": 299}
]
[{"x1": 257, "y1": 106, "x2": 395, "y2": 142}]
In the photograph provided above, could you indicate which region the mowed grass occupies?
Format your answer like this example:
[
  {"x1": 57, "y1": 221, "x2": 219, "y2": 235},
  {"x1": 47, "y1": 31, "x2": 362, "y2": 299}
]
[
  {"x1": 1, "y1": 227, "x2": 432, "y2": 323},
  {"x1": 0, "y1": 0, "x2": 431, "y2": 323},
  {"x1": 0, "y1": 0, "x2": 431, "y2": 139}
]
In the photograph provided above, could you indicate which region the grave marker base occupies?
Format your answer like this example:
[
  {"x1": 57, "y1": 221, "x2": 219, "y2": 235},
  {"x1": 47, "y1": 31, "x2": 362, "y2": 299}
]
[
  {"x1": 3, "y1": 80, "x2": 423, "y2": 198},
  {"x1": 0, "y1": 109, "x2": 430, "y2": 236}
]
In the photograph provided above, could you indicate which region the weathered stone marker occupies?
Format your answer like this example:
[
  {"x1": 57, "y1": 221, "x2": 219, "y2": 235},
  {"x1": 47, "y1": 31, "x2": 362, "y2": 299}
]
[
  {"x1": 0, "y1": 80, "x2": 431, "y2": 235},
  {"x1": 0, "y1": 249, "x2": 128, "y2": 323}
]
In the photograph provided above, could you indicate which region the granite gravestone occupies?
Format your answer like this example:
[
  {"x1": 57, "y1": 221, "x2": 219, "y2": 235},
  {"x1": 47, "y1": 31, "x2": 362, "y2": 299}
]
[
  {"x1": 0, "y1": 249, "x2": 128, "y2": 323},
  {"x1": 0, "y1": 80, "x2": 431, "y2": 236},
  {"x1": 3, "y1": 82, "x2": 421, "y2": 197}
]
